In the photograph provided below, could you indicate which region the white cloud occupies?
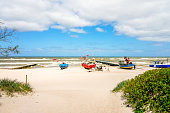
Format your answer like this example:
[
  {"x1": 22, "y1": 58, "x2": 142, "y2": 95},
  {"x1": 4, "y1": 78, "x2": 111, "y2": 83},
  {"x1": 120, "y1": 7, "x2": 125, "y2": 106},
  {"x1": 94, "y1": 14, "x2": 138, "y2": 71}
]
[
  {"x1": 153, "y1": 43, "x2": 166, "y2": 46},
  {"x1": 36, "y1": 48, "x2": 43, "y2": 51},
  {"x1": 70, "y1": 35, "x2": 79, "y2": 38},
  {"x1": 69, "y1": 28, "x2": 86, "y2": 33},
  {"x1": 51, "y1": 25, "x2": 66, "y2": 30},
  {"x1": 96, "y1": 27, "x2": 105, "y2": 32},
  {"x1": 138, "y1": 37, "x2": 170, "y2": 42},
  {"x1": 0, "y1": 0, "x2": 170, "y2": 42}
]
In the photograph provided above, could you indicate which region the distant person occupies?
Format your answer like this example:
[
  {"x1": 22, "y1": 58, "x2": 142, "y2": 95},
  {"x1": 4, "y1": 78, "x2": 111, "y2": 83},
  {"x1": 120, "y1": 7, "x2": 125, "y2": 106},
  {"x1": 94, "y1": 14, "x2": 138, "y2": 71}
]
[
  {"x1": 124, "y1": 57, "x2": 130, "y2": 65},
  {"x1": 134, "y1": 65, "x2": 136, "y2": 69}
]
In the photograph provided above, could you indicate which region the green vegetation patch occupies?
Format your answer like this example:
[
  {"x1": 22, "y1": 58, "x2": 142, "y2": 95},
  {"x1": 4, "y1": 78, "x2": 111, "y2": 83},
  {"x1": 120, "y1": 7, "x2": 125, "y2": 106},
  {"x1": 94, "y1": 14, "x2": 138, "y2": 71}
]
[
  {"x1": 0, "y1": 78, "x2": 33, "y2": 96},
  {"x1": 112, "y1": 80, "x2": 127, "y2": 92},
  {"x1": 113, "y1": 68, "x2": 170, "y2": 113}
]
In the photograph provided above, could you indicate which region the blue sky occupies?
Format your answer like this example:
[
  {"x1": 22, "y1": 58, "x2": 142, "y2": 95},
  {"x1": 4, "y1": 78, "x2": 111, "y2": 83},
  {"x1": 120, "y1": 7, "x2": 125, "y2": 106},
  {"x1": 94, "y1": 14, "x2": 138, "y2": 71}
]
[
  {"x1": 1, "y1": 0, "x2": 170, "y2": 56},
  {"x1": 15, "y1": 25, "x2": 170, "y2": 56}
]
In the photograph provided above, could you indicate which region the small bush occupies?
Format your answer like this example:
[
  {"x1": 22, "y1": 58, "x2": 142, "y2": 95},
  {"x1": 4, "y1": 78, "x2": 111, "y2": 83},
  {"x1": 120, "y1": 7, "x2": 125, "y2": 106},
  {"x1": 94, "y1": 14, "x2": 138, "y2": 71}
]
[
  {"x1": 112, "y1": 80, "x2": 127, "y2": 92},
  {"x1": 113, "y1": 68, "x2": 170, "y2": 113},
  {"x1": 0, "y1": 78, "x2": 33, "y2": 96}
]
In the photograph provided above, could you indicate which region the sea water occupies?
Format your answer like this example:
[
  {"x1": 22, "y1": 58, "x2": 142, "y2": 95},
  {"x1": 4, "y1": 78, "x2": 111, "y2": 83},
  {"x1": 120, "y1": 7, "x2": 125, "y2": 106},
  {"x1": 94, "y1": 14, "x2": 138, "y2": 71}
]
[{"x1": 0, "y1": 56, "x2": 169, "y2": 69}]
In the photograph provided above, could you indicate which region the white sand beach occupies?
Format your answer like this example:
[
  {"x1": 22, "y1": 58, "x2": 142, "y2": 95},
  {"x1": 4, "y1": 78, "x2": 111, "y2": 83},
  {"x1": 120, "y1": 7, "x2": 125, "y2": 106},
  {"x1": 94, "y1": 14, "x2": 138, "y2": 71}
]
[{"x1": 0, "y1": 66, "x2": 152, "y2": 113}]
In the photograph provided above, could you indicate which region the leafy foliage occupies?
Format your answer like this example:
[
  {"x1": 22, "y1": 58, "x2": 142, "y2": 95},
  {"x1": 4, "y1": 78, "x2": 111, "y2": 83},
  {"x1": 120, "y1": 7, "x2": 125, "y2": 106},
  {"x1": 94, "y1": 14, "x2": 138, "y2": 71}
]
[
  {"x1": 0, "y1": 78, "x2": 33, "y2": 96},
  {"x1": 112, "y1": 80, "x2": 127, "y2": 92},
  {"x1": 0, "y1": 22, "x2": 19, "y2": 56},
  {"x1": 113, "y1": 68, "x2": 170, "y2": 113}
]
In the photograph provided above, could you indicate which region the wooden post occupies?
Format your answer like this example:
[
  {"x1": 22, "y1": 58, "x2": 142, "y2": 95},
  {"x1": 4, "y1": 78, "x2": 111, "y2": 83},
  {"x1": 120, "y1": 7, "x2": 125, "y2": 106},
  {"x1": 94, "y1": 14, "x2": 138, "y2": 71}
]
[{"x1": 26, "y1": 75, "x2": 27, "y2": 84}]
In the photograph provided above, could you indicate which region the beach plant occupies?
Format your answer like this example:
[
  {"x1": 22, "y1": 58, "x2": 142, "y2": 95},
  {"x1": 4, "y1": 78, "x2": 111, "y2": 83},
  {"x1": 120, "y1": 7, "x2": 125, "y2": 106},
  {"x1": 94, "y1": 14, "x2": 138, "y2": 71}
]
[
  {"x1": 113, "y1": 68, "x2": 170, "y2": 113},
  {"x1": 0, "y1": 78, "x2": 33, "y2": 97},
  {"x1": 112, "y1": 80, "x2": 127, "y2": 92}
]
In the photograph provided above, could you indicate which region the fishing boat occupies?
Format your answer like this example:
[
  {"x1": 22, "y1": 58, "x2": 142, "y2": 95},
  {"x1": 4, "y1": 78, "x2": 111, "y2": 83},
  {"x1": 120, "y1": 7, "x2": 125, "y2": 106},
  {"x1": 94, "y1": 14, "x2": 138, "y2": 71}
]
[
  {"x1": 81, "y1": 55, "x2": 96, "y2": 70},
  {"x1": 119, "y1": 61, "x2": 134, "y2": 69},
  {"x1": 82, "y1": 63, "x2": 96, "y2": 69},
  {"x1": 59, "y1": 63, "x2": 68, "y2": 69},
  {"x1": 119, "y1": 57, "x2": 134, "y2": 69},
  {"x1": 149, "y1": 61, "x2": 170, "y2": 68}
]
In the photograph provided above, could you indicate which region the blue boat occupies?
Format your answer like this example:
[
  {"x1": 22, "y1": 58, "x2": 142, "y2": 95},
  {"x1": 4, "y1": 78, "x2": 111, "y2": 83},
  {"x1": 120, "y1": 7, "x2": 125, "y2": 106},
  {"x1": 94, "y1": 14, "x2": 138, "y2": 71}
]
[
  {"x1": 119, "y1": 61, "x2": 134, "y2": 69},
  {"x1": 149, "y1": 61, "x2": 170, "y2": 68},
  {"x1": 119, "y1": 63, "x2": 134, "y2": 69},
  {"x1": 59, "y1": 63, "x2": 68, "y2": 69}
]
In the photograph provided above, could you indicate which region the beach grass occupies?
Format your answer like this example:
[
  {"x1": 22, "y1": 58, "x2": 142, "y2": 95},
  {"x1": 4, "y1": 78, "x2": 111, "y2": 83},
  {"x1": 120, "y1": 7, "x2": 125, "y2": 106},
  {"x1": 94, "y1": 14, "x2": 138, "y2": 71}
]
[
  {"x1": 0, "y1": 78, "x2": 33, "y2": 97},
  {"x1": 112, "y1": 80, "x2": 127, "y2": 92}
]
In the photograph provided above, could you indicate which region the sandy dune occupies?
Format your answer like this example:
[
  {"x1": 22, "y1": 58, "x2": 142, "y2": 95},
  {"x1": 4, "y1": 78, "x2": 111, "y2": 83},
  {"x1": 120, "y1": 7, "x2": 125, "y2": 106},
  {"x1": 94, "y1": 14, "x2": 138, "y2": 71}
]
[{"x1": 0, "y1": 66, "x2": 151, "y2": 113}]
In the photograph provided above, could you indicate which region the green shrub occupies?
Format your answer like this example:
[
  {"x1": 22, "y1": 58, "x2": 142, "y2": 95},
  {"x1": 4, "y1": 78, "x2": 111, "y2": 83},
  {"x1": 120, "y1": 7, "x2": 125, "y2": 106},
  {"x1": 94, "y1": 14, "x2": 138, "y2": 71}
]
[
  {"x1": 112, "y1": 80, "x2": 127, "y2": 92},
  {"x1": 0, "y1": 78, "x2": 33, "y2": 96},
  {"x1": 121, "y1": 68, "x2": 170, "y2": 113}
]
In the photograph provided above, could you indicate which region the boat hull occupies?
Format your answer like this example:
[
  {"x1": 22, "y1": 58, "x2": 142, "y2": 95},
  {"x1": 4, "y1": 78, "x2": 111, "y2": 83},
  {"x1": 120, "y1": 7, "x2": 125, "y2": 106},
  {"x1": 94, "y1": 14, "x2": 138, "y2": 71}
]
[
  {"x1": 119, "y1": 64, "x2": 134, "y2": 69},
  {"x1": 149, "y1": 65, "x2": 170, "y2": 68},
  {"x1": 59, "y1": 64, "x2": 68, "y2": 69},
  {"x1": 82, "y1": 63, "x2": 96, "y2": 69}
]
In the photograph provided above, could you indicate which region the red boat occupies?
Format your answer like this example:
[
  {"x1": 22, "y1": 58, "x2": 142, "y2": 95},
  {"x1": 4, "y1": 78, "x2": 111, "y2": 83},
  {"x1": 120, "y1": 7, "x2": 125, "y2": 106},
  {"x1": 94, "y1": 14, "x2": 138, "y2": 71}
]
[{"x1": 82, "y1": 63, "x2": 96, "y2": 69}]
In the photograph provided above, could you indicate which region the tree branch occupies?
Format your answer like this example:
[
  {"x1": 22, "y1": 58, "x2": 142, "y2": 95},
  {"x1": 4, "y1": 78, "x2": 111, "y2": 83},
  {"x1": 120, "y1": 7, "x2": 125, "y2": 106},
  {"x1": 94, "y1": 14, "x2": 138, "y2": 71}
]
[{"x1": 0, "y1": 22, "x2": 19, "y2": 56}]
